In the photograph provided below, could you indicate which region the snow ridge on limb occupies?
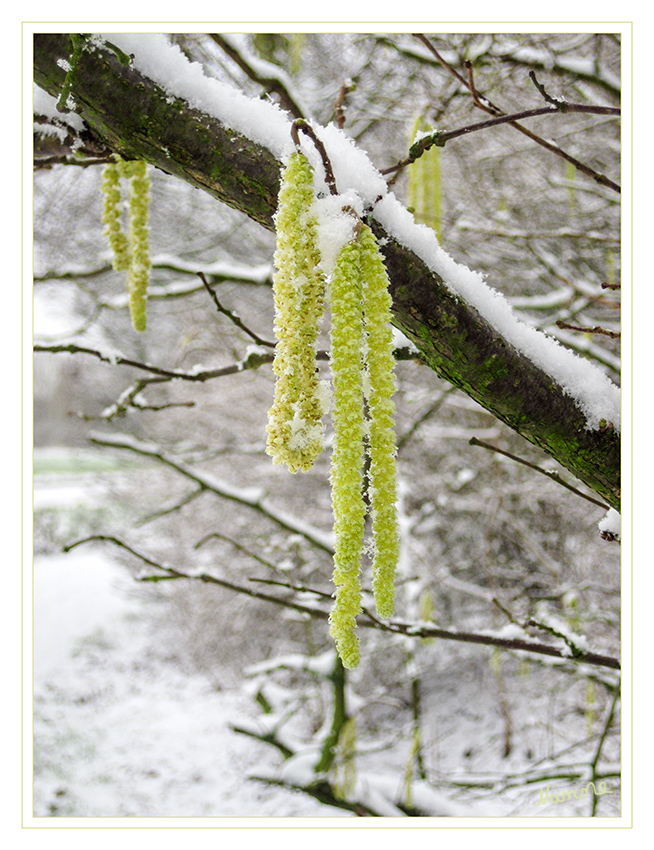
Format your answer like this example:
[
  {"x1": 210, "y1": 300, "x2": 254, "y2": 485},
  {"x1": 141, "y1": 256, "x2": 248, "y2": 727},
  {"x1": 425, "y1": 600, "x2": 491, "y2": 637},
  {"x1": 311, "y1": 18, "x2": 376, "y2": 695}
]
[
  {"x1": 103, "y1": 35, "x2": 619, "y2": 427},
  {"x1": 33, "y1": 33, "x2": 620, "y2": 508}
]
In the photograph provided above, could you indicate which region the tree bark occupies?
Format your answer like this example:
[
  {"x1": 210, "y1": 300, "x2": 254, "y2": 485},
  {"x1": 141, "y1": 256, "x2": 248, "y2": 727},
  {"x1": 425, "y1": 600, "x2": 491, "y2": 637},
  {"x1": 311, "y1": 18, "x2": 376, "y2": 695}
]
[{"x1": 33, "y1": 34, "x2": 620, "y2": 510}]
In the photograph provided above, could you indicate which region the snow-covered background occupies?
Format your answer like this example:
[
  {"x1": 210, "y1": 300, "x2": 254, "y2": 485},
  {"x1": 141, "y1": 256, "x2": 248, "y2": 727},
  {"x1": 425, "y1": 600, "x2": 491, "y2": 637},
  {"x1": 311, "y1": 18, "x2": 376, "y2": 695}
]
[
  {"x1": 30, "y1": 31, "x2": 624, "y2": 823},
  {"x1": 31, "y1": 451, "x2": 620, "y2": 820},
  {"x1": 33, "y1": 460, "x2": 348, "y2": 818}
]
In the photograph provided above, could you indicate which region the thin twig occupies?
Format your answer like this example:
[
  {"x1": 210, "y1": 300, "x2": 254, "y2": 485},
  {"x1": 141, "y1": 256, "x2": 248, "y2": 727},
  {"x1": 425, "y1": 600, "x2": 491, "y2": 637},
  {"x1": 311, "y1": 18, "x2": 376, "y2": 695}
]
[
  {"x1": 334, "y1": 79, "x2": 355, "y2": 129},
  {"x1": 86, "y1": 434, "x2": 335, "y2": 554},
  {"x1": 555, "y1": 320, "x2": 620, "y2": 339},
  {"x1": 34, "y1": 342, "x2": 274, "y2": 381},
  {"x1": 529, "y1": 70, "x2": 568, "y2": 110},
  {"x1": 469, "y1": 436, "x2": 610, "y2": 509},
  {"x1": 408, "y1": 34, "x2": 620, "y2": 194},
  {"x1": 382, "y1": 103, "x2": 620, "y2": 176},
  {"x1": 249, "y1": 576, "x2": 334, "y2": 600},
  {"x1": 198, "y1": 271, "x2": 276, "y2": 348},
  {"x1": 63, "y1": 535, "x2": 620, "y2": 670},
  {"x1": 291, "y1": 119, "x2": 339, "y2": 195},
  {"x1": 588, "y1": 686, "x2": 621, "y2": 816},
  {"x1": 194, "y1": 531, "x2": 281, "y2": 572},
  {"x1": 136, "y1": 487, "x2": 206, "y2": 526},
  {"x1": 464, "y1": 59, "x2": 485, "y2": 109}
]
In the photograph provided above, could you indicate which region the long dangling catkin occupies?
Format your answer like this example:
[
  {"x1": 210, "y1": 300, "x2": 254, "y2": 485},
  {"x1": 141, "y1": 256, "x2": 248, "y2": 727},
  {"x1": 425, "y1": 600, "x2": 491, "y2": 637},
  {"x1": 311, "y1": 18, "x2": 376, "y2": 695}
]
[
  {"x1": 266, "y1": 152, "x2": 327, "y2": 473},
  {"x1": 101, "y1": 161, "x2": 131, "y2": 272},
  {"x1": 359, "y1": 224, "x2": 399, "y2": 620},
  {"x1": 265, "y1": 148, "x2": 400, "y2": 667},
  {"x1": 328, "y1": 238, "x2": 366, "y2": 669},
  {"x1": 123, "y1": 160, "x2": 150, "y2": 332},
  {"x1": 101, "y1": 157, "x2": 151, "y2": 332},
  {"x1": 407, "y1": 116, "x2": 442, "y2": 241}
]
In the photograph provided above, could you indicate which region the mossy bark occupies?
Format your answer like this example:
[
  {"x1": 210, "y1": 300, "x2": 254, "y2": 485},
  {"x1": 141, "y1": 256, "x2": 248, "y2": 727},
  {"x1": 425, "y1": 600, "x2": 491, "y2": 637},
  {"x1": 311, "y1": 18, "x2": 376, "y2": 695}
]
[
  {"x1": 33, "y1": 33, "x2": 620, "y2": 510},
  {"x1": 374, "y1": 227, "x2": 620, "y2": 510},
  {"x1": 33, "y1": 33, "x2": 280, "y2": 228}
]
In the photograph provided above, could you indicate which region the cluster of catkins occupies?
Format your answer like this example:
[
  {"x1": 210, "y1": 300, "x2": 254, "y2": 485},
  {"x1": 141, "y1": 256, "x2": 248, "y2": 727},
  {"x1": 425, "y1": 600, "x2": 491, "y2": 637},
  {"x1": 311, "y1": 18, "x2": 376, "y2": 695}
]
[
  {"x1": 101, "y1": 157, "x2": 151, "y2": 332},
  {"x1": 266, "y1": 151, "x2": 399, "y2": 668}
]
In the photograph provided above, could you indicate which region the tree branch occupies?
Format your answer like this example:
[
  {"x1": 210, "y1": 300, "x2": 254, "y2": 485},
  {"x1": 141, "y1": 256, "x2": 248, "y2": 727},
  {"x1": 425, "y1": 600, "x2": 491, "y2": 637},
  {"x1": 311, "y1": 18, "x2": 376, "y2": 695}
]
[
  {"x1": 382, "y1": 103, "x2": 620, "y2": 177},
  {"x1": 62, "y1": 535, "x2": 621, "y2": 671},
  {"x1": 411, "y1": 34, "x2": 620, "y2": 194},
  {"x1": 33, "y1": 33, "x2": 620, "y2": 509}
]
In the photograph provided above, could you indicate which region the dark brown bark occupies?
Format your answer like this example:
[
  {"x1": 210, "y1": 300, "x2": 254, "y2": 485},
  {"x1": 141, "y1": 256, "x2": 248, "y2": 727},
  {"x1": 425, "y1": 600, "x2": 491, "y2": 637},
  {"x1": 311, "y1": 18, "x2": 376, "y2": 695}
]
[{"x1": 33, "y1": 33, "x2": 620, "y2": 510}]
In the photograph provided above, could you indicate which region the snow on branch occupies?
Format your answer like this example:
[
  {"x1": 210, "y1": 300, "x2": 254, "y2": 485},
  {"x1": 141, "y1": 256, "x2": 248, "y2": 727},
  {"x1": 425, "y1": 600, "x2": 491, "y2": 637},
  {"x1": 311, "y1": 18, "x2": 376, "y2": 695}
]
[
  {"x1": 63, "y1": 531, "x2": 621, "y2": 672},
  {"x1": 98, "y1": 34, "x2": 619, "y2": 433},
  {"x1": 33, "y1": 33, "x2": 621, "y2": 508}
]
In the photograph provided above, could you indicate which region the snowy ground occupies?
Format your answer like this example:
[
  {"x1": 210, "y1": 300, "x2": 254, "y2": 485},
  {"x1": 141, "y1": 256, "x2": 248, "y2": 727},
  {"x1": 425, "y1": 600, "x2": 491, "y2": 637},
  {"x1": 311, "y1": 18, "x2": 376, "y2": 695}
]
[
  {"x1": 32, "y1": 456, "x2": 348, "y2": 819},
  {"x1": 30, "y1": 450, "x2": 620, "y2": 822}
]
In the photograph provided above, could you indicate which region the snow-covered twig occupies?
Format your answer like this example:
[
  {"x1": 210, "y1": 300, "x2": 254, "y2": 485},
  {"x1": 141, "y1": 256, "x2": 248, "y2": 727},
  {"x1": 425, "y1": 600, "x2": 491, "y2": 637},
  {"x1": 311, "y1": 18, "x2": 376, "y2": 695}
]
[{"x1": 63, "y1": 529, "x2": 621, "y2": 671}]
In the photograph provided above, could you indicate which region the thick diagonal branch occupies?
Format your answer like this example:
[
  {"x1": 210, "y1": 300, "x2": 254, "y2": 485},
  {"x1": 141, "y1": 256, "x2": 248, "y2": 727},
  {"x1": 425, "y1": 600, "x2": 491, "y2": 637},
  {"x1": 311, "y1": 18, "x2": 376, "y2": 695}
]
[{"x1": 33, "y1": 34, "x2": 620, "y2": 509}]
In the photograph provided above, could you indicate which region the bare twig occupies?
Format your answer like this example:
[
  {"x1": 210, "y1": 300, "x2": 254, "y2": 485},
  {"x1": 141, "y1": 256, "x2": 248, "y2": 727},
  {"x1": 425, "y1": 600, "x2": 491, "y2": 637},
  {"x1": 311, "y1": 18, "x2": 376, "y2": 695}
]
[
  {"x1": 407, "y1": 34, "x2": 620, "y2": 194},
  {"x1": 588, "y1": 686, "x2": 620, "y2": 816},
  {"x1": 136, "y1": 487, "x2": 206, "y2": 526},
  {"x1": 34, "y1": 342, "x2": 274, "y2": 381},
  {"x1": 198, "y1": 271, "x2": 275, "y2": 348},
  {"x1": 464, "y1": 59, "x2": 485, "y2": 110},
  {"x1": 194, "y1": 531, "x2": 281, "y2": 573},
  {"x1": 469, "y1": 436, "x2": 610, "y2": 509},
  {"x1": 86, "y1": 434, "x2": 335, "y2": 554},
  {"x1": 528, "y1": 70, "x2": 568, "y2": 110},
  {"x1": 555, "y1": 320, "x2": 621, "y2": 339},
  {"x1": 63, "y1": 535, "x2": 620, "y2": 670},
  {"x1": 291, "y1": 118, "x2": 338, "y2": 195},
  {"x1": 382, "y1": 103, "x2": 620, "y2": 177},
  {"x1": 334, "y1": 79, "x2": 355, "y2": 129}
]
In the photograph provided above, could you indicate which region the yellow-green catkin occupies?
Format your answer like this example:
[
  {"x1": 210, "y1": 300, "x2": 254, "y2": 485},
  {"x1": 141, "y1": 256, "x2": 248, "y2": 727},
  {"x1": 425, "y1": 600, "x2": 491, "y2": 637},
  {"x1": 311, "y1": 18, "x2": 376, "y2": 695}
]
[
  {"x1": 565, "y1": 160, "x2": 578, "y2": 213},
  {"x1": 266, "y1": 152, "x2": 327, "y2": 473},
  {"x1": 101, "y1": 161, "x2": 131, "y2": 271},
  {"x1": 123, "y1": 160, "x2": 150, "y2": 332},
  {"x1": 328, "y1": 238, "x2": 366, "y2": 669},
  {"x1": 407, "y1": 116, "x2": 442, "y2": 240},
  {"x1": 333, "y1": 717, "x2": 357, "y2": 799},
  {"x1": 101, "y1": 157, "x2": 151, "y2": 332},
  {"x1": 359, "y1": 224, "x2": 399, "y2": 620}
]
